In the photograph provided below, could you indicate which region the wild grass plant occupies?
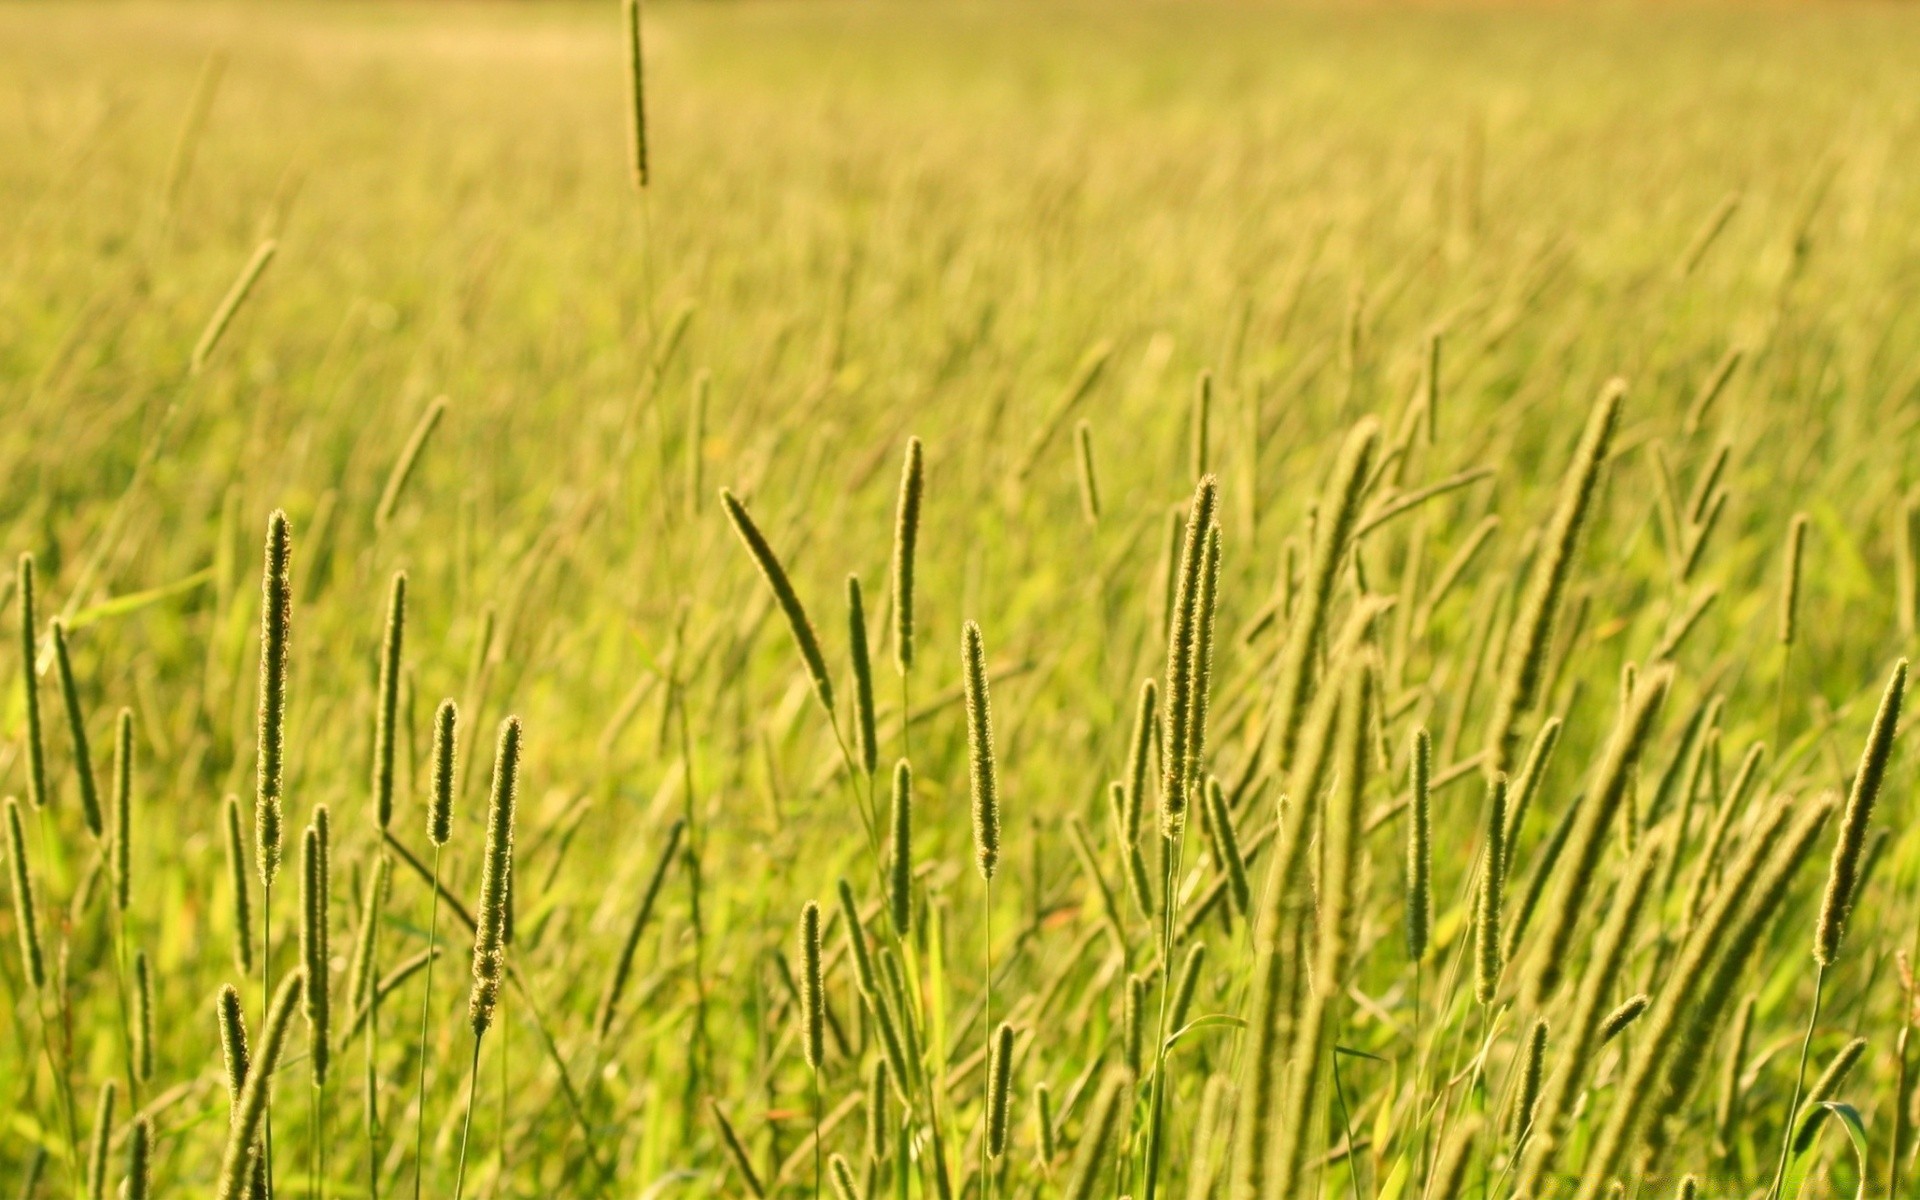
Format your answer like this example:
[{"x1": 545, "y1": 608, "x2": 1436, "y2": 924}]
[{"x1": 5, "y1": 2, "x2": 1920, "y2": 1198}]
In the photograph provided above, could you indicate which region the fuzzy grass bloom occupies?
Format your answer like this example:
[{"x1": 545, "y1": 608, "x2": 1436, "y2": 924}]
[
  {"x1": 847, "y1": 576, "x2": 879, "y2": 775},
  {"x1": 892, "y1": 437, "x2": 924, "y2": 675},
  {"x1": 1475, "y1": 772, "x2": 1509, "y2": 1006},
  {"x1": 5, "y1": 796, "x2": 44, "y2": 989},
  {"x1": 1406, "y1": 725, "x2": 1432, "y2": 965},
  {"x1": 85, "y1": 1079, "x2": 116, "y2": 1200},
  {"x1": 468, "y1": 717, "x2": 522, "y2": 1036},
  {"x1": 799, "y1": 899, "x2": 826, "y2": 1070},
  {"x1": 1815, "y1": 658, "x2": 1905, "y2": 965},
  {"x1": 888, "y1": 760, "x2": 913, "y2": 936},
  {"x1": 1270, "y1": 419, "x2": 1379, "y2": 770},
  {"x1": 1486, "y1": 381, "x2": 1623, "y2": 775},
  {"x1": 962, "y1": 620, "x2": 1000, "y2": 881},
  {"x1": 111, "y1": 709, "x2": 133, "y2": 911},
  {"x1": 1524, "y1": 664, "x2": 1671, "y2": 1008},
  {"x1": 16, "y1": 555, "x2": 47, "y2": 811},
  {"x1": 721, "y1": 488, "x2": 836, "y2": 714},
  {"x1": 49, "y1": 619, "x2": 102, "y2": 837},
  {"x1": 372, "y1": 571, "x2": 406, "y2": 831},
  {"x1": 301, "y1": 805, "x2": 332, "y2": 1084},
  {"x1": 1162, "y1": 474, "x2": 1219, "y2": 827},
  {"x1": 216, "y1": 970, "x2": 304, "y2": 1200},
  {"x1": 987, "y1": 1021, "x2": 1014, "y2": 1157},
  {"x1": 255, "y1": 511, "x2": 292, "y2": 889}
]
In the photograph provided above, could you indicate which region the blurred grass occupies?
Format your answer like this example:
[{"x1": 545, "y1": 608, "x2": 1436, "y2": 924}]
[{"x1": 5, "y1": 0, "x2": 1920, "y2": 1194}]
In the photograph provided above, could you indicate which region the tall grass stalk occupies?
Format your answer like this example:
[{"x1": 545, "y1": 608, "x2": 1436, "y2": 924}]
[
  {"x1": 1485, "y1": 381, "x2": 1623, "y2": 776},
  {"x1": 1270, "y1": 659, "x2": 1372, "y2": 1200},
  {"x1": 962, "y1": 618, "x2": 1001, "y2": 1200},
  {"x1": 1766, "y1": 659, "x2": 1904, "y2": 1200},
  {"x1": 455, "y1": 717, "x2": 521, "y2": 1200},
  {"x1": 217, "y1": 970, "x2": 305, "y2": 1200},
  {"x1": 18, "y1": 555, "x2": 47, "y2": 812},
  {"x1": 1522, "y1": 664, "x2": 1670, "y2": 1008},
  {"x1": 255, "y1": 510, "x2": 292, "y2": 1195},
  {"x1": 412, "y1": 699, "x2": 456, "y2": 1200},
  {"x1": 1269, "y1": 420, "x2": 1379, "y2": 771},
  {"x1": 192, "y1": 240, "x2": 278, "y2": 376},
  {"x1": 892, "y1": 437, "x2": 923, "y2": 757},
  {"x1": 1572, "y1": 793, "x2": 1833, "y2": 1200}
]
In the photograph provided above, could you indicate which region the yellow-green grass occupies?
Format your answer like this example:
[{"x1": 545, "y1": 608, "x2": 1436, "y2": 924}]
[{"x1": 4, "y1": 2, "x2": 1920, "y2": 1197}]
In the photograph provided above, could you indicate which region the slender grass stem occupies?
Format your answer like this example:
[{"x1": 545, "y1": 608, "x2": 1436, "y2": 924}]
[
  {"x1": 263, "y1": 881, "x2": 276, "y2": 1196},
  {"x1": 982, "y1": 879, "x2": 994, "y2": 1200},
  {"x1": 1766, "y1": 963, "x2": 1825, "y2": 1200},
  {"x1": 367, "y1": 846, "x2": 386, "y2": 1200},
  {"x1": 1141, "y1": 823, "x2": 1188, "y2": 1200},
  {"x1": 413, "y1": 845, "x2": 444, "y2": 1200},
  {"x1": 452, "y1": 1035, "x2": 485, "y2": 1200}
]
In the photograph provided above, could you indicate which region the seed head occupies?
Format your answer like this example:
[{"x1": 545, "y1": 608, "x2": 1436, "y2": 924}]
[{"x1": 962, "y1": 621, "x2": 1000, "y2": 881}]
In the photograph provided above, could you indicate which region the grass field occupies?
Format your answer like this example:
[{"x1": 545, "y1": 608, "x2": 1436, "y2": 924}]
[{"x1": 7, "y1": 1, "x2": 1920, "y2": 1197}]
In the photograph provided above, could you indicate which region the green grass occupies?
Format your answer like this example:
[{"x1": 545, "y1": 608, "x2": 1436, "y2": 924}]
[{"x1": 6, "y1": 1, "x2": 1920, "y2": 1197}]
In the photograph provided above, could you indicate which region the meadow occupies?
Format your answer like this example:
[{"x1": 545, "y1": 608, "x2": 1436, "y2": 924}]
[{"x1": 5, "y1": 1, "x2": 1920, "y2": 1197}]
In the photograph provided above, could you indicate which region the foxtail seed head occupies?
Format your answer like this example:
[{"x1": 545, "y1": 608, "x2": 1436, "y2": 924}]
[
  {"x1": 50, "y1": 619, "x2": 102, "y2": 837},
  {"x1": 721, "y1": 488, "x2": 835, "y2": 714},
  {"x1": 892, "y1": 437, "x2": 924, "y2": 675},
  {"x1": 1475, "y1": 772, "x2": 1510, "y2": 1007},
  {"x1": 848, "y1": 575, "x2": 878, "y2": 776},
  {"x1": 1162, "y1": 475, "x2": 1220, "y2": 828},
  {"x1": 1123, "y1": 679, "x2": 1157, "y2": 838},
  {"x1": 1181, "y1": 522, "x2": 1224, "y2": 827},
  {"x1": 799, "y1": 899, "x2": 826, "y2": 1070},
  {"x1": 987, "y1": 1021, "x2": 1015, "y2": 1156},
  {"x1": 429, "y1": 699, "x2": 457, "y2": 846},
  {"x1": 1779, "y1": 513, "x2": 1809, "y2": 646},
  {"x1": 1600, "y1": 994, "x2": 1650, "y2": 1043},
  {"x1": 962, "y1": 620, "x2": 1000, "y2": 881},
  {"x1": 1271, "y1": 418, "x2": 1381, "y2": 770},
  {"x1": 623, "y1": 0, "x2": 648, "y2": 189},
  {"x1": 223, "y1": 796, "x2": 253, "y2": 974},
  {"x1": 5, "y1": 796, "x2": 44, "y2": 989},
  {"x1": 255, "y1": 511, "x2": 292, "y2": 888},
  {"x1": 125, "y1": 1115, "x2": 152, "y2": 1200},
  {"x1": 18, "y1": 554, "x2": 47, "y2": 811},
  {"x1": 1511, "y1": 1018, "x2": 1549, "y2": 1142},
  {"x1": 111, "y1": 708, "x2": 132, "y2": 911},
  {"x1": 217, "y1": 982, "x2": 251, "y2": 1105},
  {"x1": 1524, "y1": 663, "x2": 1671, "y2": 1008},
  {"x1": 345, "y1": 855, "x2": 391, "y2": 1010},
  {"x1": 300, "y1": 806, "x2": 331, "y2": 1083},
  {"x1": 1124, "y1": 972, "x2": 1148, "y2": 1074},
  {"x1": 86, "y1": 1079, "x2": 117, "y2": 1200},
  {"x1": 1816, "y1": 657, "x2": 1906, "y2": 965},
  {"x1": 468, "y1": 716, "x2": 522, "y2": 1036},
  {"x1": 1205, "y1": 778, "x2": 1249, "y2": 917},
  {"x1": 133, "y1": 949, "x2": 154, "y2": 1083},
  {"x1": 1407, "y1": 725, "x2": 1433, "y2": 965},
  {"x1": 1034, "y1": 1081, "x2": 1056, "y2": 1165},
  {"x1": 214, "y1": 969, "x2": 304, "y2": 1200},
  {"x1": 827, "y1": 1155, "x2": 860, "y2": 1200},
  {"x1": 867, "y1": 1058, "x2": 890, "y2": 1162},
  {"x1": 1075, "y1": 420, "x2": 1101, "y2": 524},
  {"x1": 1486, "y1": 381, "x2": 1623, "y2": 775},
  {"x1": 372, "y1": 571, "x2": 407, "y2": 831},
  {"x1": 836, "y1": 878, "x2": 878, "y2": 996},
  {"x1": 888, "y1": 759, "x2": 913, "y2": 936}
]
